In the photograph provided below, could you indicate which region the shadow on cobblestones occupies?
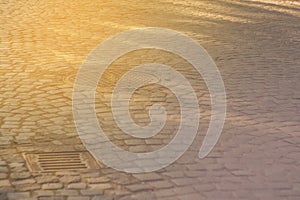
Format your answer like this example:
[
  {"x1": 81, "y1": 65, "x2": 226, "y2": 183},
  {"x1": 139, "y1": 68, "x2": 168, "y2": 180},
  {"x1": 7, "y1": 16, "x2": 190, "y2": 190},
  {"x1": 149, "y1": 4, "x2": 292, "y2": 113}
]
[{"x1": 1, "y1": 0, "x2": 300, "y2": 199}]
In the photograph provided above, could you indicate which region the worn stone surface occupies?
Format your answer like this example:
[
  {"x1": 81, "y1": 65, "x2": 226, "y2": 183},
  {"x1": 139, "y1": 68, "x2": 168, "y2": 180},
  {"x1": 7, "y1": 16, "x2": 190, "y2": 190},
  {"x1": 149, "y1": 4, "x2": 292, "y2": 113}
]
[{"x1": 1, "y1": 0, "x2": 300, "y2": 199}]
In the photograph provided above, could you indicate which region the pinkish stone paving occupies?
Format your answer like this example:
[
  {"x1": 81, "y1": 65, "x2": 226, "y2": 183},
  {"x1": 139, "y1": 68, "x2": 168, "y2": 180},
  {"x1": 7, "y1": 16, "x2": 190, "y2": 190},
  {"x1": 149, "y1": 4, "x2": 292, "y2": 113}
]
[{"x1": 1, "y1": 0, "x2": 300, "y2": 199}]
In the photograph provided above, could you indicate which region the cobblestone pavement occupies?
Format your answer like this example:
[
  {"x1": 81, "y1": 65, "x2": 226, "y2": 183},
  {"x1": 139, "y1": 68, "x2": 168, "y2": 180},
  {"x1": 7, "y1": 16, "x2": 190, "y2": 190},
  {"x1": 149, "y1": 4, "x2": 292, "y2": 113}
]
[{"x1": 1, "y1": 0, "x2": 300, "y2": 199}]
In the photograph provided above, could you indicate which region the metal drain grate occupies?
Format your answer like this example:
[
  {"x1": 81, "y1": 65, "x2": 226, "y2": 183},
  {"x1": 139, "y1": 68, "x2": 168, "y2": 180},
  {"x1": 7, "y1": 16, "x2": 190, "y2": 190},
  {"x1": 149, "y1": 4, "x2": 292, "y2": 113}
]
[{"x1": 24, "y1": 151, "x2": 100, "y2": 172}]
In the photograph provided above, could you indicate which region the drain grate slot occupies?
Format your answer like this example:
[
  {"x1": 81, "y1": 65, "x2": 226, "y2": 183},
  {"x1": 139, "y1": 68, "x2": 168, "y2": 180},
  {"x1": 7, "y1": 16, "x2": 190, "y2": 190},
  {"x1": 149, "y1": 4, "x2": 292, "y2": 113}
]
[{"x1": 24, "y1": 151, "x2": 100, "y2": 172}]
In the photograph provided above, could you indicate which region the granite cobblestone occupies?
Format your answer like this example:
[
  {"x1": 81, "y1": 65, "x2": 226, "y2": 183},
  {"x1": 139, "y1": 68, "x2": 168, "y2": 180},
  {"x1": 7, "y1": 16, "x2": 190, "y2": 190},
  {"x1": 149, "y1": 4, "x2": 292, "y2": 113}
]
[{"x1": 1, "y1": 0, "x2": 300, "y2": 199}]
